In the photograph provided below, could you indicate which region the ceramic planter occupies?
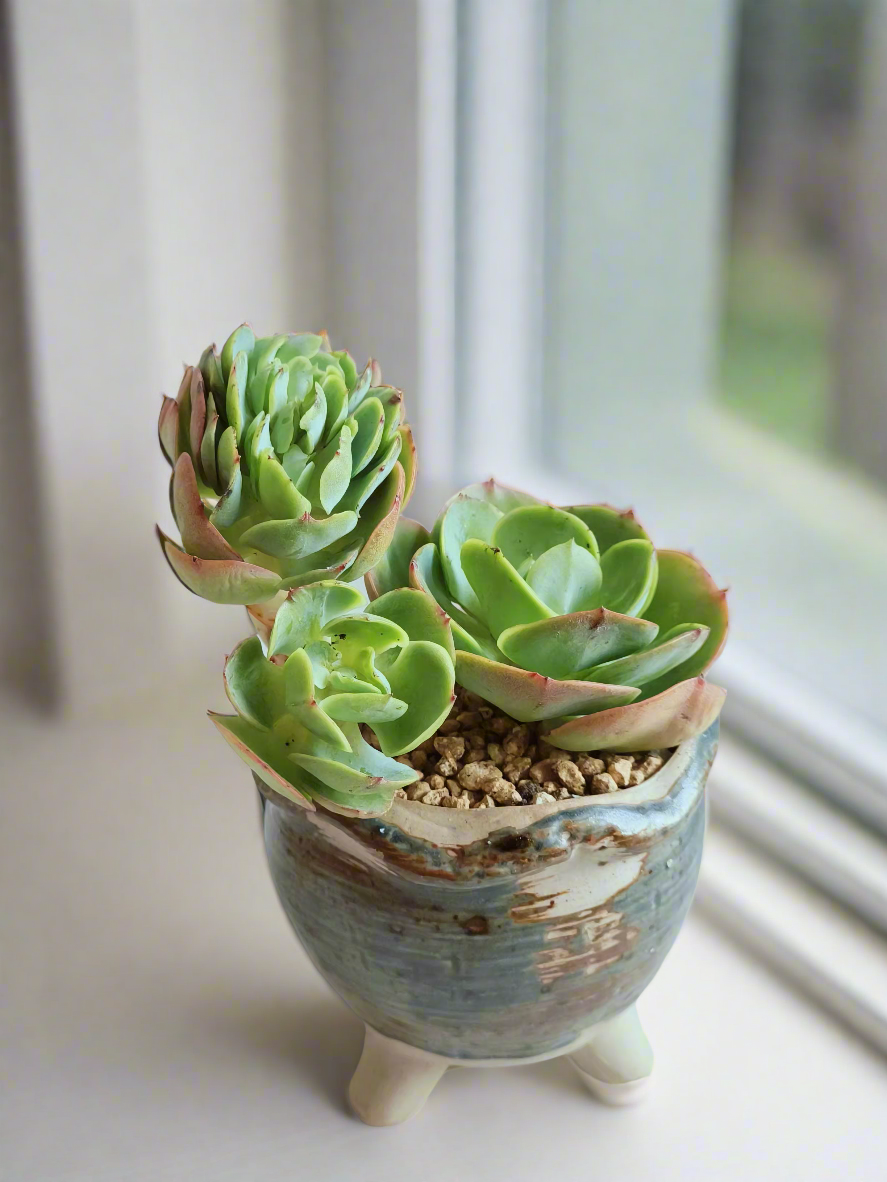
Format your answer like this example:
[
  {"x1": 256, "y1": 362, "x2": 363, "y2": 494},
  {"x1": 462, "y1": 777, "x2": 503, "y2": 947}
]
[{"x1": 259, "y1": 721, "x2": 718, "y2": 1125}]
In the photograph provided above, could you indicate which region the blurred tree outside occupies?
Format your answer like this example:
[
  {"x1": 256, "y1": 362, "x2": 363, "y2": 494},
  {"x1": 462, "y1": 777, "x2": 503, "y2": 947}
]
[{"x1": 719, "y1": 0, "x2": 878, "y2": 468}]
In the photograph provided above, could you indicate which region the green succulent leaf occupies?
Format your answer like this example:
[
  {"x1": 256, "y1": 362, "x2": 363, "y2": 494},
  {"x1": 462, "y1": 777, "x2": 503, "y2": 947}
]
[
  {"x1": 157, "y1": 528, "x2": 281, "y2": 605},
  {"x1": 398, "y1": 424, "x2": 417, "y2": 508},
  {"x1": 599, "y1": 539, "x2": 659, "y2": 617},
  {"x1": 639, "y1": 550, "x2": 729, "y2": 698},
  {"x1": 306, "y1": 421, "x2": 354, "y2": 514},
  {"x1": 171, "y1": 453, "x2": 239, "y2": 561},
  {"x1": 349, "y1": 396, "x2": 385, "y2": 475},
  {"x1": 268, "y1": 581, "x2": 366, "y2": 657},
  {"x1": 408, "y1": 542, "x2": 501, "y2": 659},
  {"x1": 445, "y1": 479, "x2": 544, "y2": 516},
  {"x1": 220, "y1": 324, "x2": 256, "y2": 381},
  {"x1": 492, "y1": 505, "x2": 599, "y2": 573},
  {"x1": 347, "y1": 463, "x2": 406, "y2": 582},
  {"x1": 256, "y1": 450, "x2": 312, "y2": 520},
  {"x1": 199, "y1": 343, "x2": 226, "y2": 401},
  {"x1": 225, "y1": 351, "x2": 250, "y2": 447},
  {"x1": 158, "y1": 396, "x2": 179, "y2": 465},
  {"x1": 323, "y1": 614, "x2": 409, "y2": 664},
  {"x1": 583, "y1": 624, "x2": 709, "y2": 688},
  {"x1": 455, "y1": 652, "x2": 639, "y2": 723},
  {"x1": 460, "y1": 539, "x2": 553, "y2": 636},
  {"x1": 565, "y1": 504, "x2": 649, "y2": 553},
  {"x1": 436, "y1": 495, "x2": 503, "y2": 615},
  {"x1": 497, "y1": 608, "x2": 659, "y2": 680},
  {"x1": 365, "y1": 516, "x2": 430, "y2": 600},
  {"x1": 239, "y1": 511, "x2": 358, "y2": 561},
  {"x1": 289, "y1": 726, "x2": 418, "y2": 793},
  {"x1": 371, "y1": 641, "x2": 456, "y2": 756},
  {"x1": 209, "y1": 712, "x2": 315, "y2": 811},
  {"x1": 277, "y1": 333, "x2": 322, "y2": 362},
  {"x1": 337, "y1": 432, "x2": 402, "y2": 513},
  {"x1": 321, "y1": 693, "x2": 408, "y2": 723},
  {"x1": 223, "y1": 636, "x2": 284, "y2": 729},
  {"x1": 525, "y1": 540, "x2": 603, "y2": 614},
  {"x1": 370, "y1": 587, "x2": 456, "y2": 659},
  {"x1": 546, "y1": 677, "x2": 727, "y2": 752}
]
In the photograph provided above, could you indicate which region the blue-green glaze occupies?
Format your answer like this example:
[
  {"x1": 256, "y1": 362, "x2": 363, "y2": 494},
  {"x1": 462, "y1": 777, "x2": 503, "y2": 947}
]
[{"x1": 262, "y1": 723, "x2": 717, "y2": 1060}]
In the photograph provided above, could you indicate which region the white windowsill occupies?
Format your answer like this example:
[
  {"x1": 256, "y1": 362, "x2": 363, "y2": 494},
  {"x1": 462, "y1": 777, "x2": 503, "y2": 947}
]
[{"x1": 2, "y1": 678, "x2": 885, "y2": 1179}]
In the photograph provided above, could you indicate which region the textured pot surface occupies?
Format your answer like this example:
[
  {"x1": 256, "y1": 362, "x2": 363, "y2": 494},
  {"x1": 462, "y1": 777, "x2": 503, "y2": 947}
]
[{"x1": 262, "y1": 723, "x2": 717, "y2": 1060}]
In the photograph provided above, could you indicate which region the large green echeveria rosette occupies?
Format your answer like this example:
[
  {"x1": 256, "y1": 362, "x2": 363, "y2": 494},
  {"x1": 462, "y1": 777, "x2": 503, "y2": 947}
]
[
  {"x1": 366, "y1": 479, "x2": 729, "y2": 752},
  {"x1": 157, "y1": 325, "x2": 417, "y2": 605},
  {"x1": 210, "y1": 580, "x2": 455, "y2": 817}
]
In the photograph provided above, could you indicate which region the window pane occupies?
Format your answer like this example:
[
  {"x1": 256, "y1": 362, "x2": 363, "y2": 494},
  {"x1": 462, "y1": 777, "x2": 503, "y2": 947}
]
[{"x1": 720, "y1": 0, "x2": 883, "y2": 482}]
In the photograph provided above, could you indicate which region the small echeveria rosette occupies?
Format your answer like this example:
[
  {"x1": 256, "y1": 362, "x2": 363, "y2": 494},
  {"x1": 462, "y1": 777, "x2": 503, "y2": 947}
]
[
  {"x1": 366, "y1": 479, "x2": 729, "y2": 752},
  {"x1": 157, "y1": 325, "x2": 416, "y2": 606},
  {"x1": 210, "y1": 580, "x2": 456, "y2": 817}
]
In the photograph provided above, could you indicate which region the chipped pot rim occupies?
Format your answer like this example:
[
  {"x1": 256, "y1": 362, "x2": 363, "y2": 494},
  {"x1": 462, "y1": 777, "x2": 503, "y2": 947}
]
[{"x1": 382, "y1": 729, "x2": 704, "y2": 848}]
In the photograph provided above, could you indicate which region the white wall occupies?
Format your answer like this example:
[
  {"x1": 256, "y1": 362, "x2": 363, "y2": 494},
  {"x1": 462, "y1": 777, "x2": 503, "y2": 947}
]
[{"x1": 7, "y1": 0, "x2": 327, "y2": 715}]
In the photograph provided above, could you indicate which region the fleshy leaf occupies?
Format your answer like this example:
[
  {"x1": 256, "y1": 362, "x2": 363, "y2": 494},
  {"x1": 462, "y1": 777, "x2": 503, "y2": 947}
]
[
  {"x1": 545, "y1": 677, "x2": 726, "y2": 752},
  {"x1": 239, "y1": 511, "x2": 358, "y2": 560},
  {"x1": 639, "y1": 550, "x2": 729, "y2": 698},
  {"x1": 437, "y1": 495, "x2": 502, "y2": 616},
  {"x1": 408, "y1": 542, "x2": 500, "y2": 659},
  {"x1": 444, "y1": 479, "x2": 544, "y2": 516},
  {"x1": 223, "y1": 636, "x2": 284, "y2": 729},
  {"x1": 171, "y1": 453, "x2": 240, "y2": 561},
  {"x1": 497, "y1": 608, "x2": 659, "y2": 680},
  {"x1": 289, "y1": 730, "x2": 418, "y2": 793},
  {"x1": 365, "y1": 516, "x2": 430, "y2": 600},
  {"x1": 370, "y1": 587, "x2": 456, "y2": 659},
  {"x1": 336, "y1": 432, "x2": 402, "y2": 513},
  {"x1": 268, "y1": 581, "x2": 367, "y2": 657},
  {"x1": 371, "y1": 641, "x2": 456, "y2": 756},
  {"x1": 256, "y1": 450, "x2": 312, "y2": 520},
  {"x1": 349, "y1": 396, "x2": 385, "y2": 475},
  {"x1": 564, "y1": 504, "x2": 649, "y2": 553},
  {"x1": 460, "y1": 540, "x2": 553, "y2": 636},
  {"x1": 347, "y1": 359, "x2": 374, "y2": 413},
  {"x1": 209, "y1": 713, "x2": 314, "y2": 811},
  {"x1": 220, "y1": 323, "x2": 256, "y2": 382},
  {"x1": 583, "y1": 624, "x2": 709, "y2": 688},
  {"x1": 225, "y1": 350, "x2": 250, "y2": 447},
  {"x1": 525, "y1": 540, "x2": 602, "y2": 614},
  {"x1": 277, "y1": 545, "x2": 361, "y2": 589},
  {"x1": 398, "y1": 424, "x2": 417, "y2": 508},
  {"x1": 306, "y1": 421, "x2": 354, "y2": 513},
  {"x1": 323, "y1": 614, "x2": 409, "y2": 664},
  {"x1": 158, "y1": 396, "x2": 179, "y2": 465},
  {"x1": 321, "y1": 693, "x2": 408, "y2": 723},
  {"x1": 455, "y1": 652, "x2": 639, "y2": 723},
  {"x1": 348, "y1": 463, "x2": 405, "y2": 581},
  {"x1": 492, "y1": 505, "x2": 599, "y2": 573},
  {"x1": 277, "y1": 333, "x2": 322, "y2": 362},
  {"x1": 188, "y1": 367, "x2": 207, "y2": 466},
  {"x1": 157, "y1": 528, "x2": 281, "y2": 604},
  {"x1": 599, "y1": 539, "x2": 658, "y2": 617},
  {"x1": 199, "y1": 342, "x2": 226, "y2": 400}
]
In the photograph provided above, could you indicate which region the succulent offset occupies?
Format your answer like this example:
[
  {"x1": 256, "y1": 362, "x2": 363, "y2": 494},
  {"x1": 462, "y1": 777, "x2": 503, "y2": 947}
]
[
  {"x1": 157, "y1": 325, "x2": 416, "y2": 605},
  {"x1": 366, "y1": 480, "x2": 728, "y2": 752},
  {"x1": 211, "y1": 581, "x2": 456, "y2": 817}
]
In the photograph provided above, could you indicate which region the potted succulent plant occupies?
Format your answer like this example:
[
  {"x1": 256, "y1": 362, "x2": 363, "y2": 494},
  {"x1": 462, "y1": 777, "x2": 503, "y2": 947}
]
[{"x1": 157, "y1": 331, "x2": 728, "y2": 1127}]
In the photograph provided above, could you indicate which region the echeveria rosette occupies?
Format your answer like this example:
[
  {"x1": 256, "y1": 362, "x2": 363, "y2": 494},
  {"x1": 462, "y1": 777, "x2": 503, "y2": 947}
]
[
  {"x1": 210, "y1": 580, "x2": 455, "y2": 817},
  {"x1": 157, "y1": 325, "x2": 417, "y2": 606},
  {"x1": 366, "y1": 480, "x2": 728, "y2": 753}
]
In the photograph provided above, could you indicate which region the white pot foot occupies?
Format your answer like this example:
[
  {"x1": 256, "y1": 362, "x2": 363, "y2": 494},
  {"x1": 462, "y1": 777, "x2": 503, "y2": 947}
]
[
  {"x1": 567, "y1": 1005, "x2": 654, "y2": 1106},
  {"x1": 348, "y1": 1025, "x2": 449, "y2": 1126}
]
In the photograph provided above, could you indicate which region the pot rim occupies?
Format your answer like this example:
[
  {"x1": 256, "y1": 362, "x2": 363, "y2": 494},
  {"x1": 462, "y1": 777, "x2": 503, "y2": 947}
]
[{"x1": 382, "y1": 731, "x2": 700, "y2": 847}]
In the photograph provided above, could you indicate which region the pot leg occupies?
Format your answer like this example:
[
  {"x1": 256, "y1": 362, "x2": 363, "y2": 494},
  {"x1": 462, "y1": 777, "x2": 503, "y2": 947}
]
[
  {"x1": 567, "y1": 1005, "x2": 654, "y2": 1106},
  {"x1": 348, "y1": 1024, "x2": 450, "y2": 1126}
]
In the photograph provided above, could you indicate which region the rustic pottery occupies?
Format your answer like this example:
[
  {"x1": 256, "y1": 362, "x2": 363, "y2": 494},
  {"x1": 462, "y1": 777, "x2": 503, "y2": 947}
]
[{"x1": 258, "y1": 721, "x2": 718, "y2": 1125}]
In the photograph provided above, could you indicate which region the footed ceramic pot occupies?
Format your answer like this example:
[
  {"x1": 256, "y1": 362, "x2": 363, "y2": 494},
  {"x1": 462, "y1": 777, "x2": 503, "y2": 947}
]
[{"x1": 259, "y1": 722, "x2": 718, "y2": 1125}]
